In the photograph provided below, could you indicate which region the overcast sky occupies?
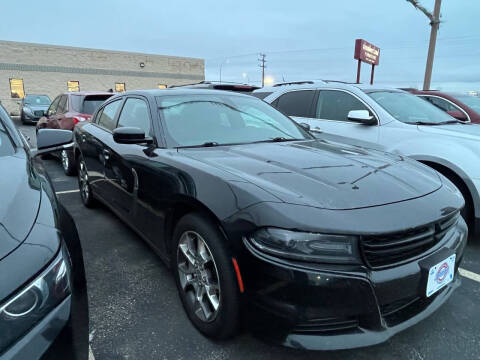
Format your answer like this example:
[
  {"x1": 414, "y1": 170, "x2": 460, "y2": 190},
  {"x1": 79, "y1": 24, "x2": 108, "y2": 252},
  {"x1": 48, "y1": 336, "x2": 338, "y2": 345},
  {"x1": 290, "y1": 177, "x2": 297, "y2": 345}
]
[{"x1": 1, "y1": 0, "x2": 479, "y2": 90}]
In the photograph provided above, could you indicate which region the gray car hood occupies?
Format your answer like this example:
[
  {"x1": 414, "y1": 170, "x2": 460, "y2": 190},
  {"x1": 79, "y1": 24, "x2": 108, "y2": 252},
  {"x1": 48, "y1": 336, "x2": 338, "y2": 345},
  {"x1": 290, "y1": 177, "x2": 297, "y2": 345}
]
[
  {"x1": 0, "y1": 154, "x2": 41, "y2": 260},
  {"x1": 417, "y1": 123, "x2": 480, "y2": 141},
  {"x1": 182, "y1": 140, "x2": 442, "y2": 210}
]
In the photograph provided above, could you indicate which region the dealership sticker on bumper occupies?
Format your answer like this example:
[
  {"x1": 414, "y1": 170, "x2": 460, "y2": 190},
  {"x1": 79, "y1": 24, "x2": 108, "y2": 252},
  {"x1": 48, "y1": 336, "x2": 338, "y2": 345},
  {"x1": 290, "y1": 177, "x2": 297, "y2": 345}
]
[{"x1": 426, "y1": 254, "x2": 456, "y2": 297}]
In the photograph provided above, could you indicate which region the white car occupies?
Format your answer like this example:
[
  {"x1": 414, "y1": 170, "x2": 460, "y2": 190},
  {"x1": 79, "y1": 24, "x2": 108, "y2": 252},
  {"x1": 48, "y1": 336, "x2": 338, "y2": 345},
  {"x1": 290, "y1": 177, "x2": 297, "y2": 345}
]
[{"x1": 256, "y1": 81, "x2": 480, "y2": 234}]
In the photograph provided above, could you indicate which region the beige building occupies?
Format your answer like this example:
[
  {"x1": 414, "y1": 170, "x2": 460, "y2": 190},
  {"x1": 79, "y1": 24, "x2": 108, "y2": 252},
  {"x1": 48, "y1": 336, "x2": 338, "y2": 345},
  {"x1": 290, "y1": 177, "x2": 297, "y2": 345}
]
[{"x1": 0, "y1": 40, "x2": 204, "y2": 114}]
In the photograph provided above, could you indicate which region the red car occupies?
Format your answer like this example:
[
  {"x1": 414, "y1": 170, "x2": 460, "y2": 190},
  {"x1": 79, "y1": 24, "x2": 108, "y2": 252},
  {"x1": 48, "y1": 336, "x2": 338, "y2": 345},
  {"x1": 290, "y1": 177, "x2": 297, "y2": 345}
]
[
  {"x1": 37, "y1": 91, "x2": 113, "y2": 175},
  {"x1": 406, "y1": 89, "x2": 480, "y2": 123}
]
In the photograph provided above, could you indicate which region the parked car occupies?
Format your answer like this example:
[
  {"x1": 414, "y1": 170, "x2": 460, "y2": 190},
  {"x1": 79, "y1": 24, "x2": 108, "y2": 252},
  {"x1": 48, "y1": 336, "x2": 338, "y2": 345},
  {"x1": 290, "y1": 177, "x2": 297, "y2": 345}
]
[
  {"x1": 37, "y1": 91, "x2": 113, "y2": 175},
  {"x1": 73, "y1": 89, "x2": 466, "y2": 350},
  {"x1": 259, "y1": 82, "x2": 480, "y2": 234},
  {"x1": 405, "y1": 89, "x2": 480, "y2": 123},
  {"x1": 19, "y1": 94, "x2": 51, "y2": 124},
  {"x1": 170, "y1": 81, "x2": 260, "y2": 93},
  {"x1": 0, "y1": 105, "x2": 89, "y2": 359}
]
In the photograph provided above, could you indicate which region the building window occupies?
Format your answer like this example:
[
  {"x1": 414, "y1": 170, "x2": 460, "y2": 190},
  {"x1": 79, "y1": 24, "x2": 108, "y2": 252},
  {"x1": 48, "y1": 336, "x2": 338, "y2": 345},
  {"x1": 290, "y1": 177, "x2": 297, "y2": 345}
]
[
  {"x1": 9, "y1": 78, "x2": 25, "y2": 98},
  {"x1": 67, "y1": 81, "x2": 80, "y2": 92},
  {"x1": 158, "y1": 84, "x2": 167, "y2": 89},
  {"x1": 115, "y1": 83, "x2": 126, "y2": 92}
]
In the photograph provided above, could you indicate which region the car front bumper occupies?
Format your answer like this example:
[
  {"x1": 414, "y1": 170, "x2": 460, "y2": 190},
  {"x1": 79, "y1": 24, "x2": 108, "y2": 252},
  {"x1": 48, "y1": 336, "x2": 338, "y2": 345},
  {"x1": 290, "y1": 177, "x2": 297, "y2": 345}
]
[
  {"x1": 241, "y1": 217, "x2": 467, "y2": 350},
  {"x1": 1, "y1": 296, "x2": 71, "y2": 360}
]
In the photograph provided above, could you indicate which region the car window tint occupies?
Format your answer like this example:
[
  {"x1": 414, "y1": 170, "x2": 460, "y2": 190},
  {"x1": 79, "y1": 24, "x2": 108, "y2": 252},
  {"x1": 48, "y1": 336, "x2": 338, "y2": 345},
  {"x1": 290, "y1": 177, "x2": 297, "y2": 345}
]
[
  {"x1": 275, "y1": 91, "x2": 315, "y2": 117},
  {"x1": 82, "y1": 95, "x2": 112, "y2": 115},
  {"x1": 423, "y1": 96, "x2": 459, "y2": 112},
  {"x1": 57, "y1": 95, "x2": 68, "y2": 113},
  {"x1": 97, "y1": 100, "x2": 121, "y2": 131},
  {"x1": 251, "y1": 92, "x2": 272, "y2": 100},
  {"x1": 117, "y1": 98, "x2": 151, "y2": 134},
  {"x1": 317, "y1": 90, "x2": 368, "y2": 122},
  {"x1": 47, "y1": 96, "x2": 61, "y2": 116}
]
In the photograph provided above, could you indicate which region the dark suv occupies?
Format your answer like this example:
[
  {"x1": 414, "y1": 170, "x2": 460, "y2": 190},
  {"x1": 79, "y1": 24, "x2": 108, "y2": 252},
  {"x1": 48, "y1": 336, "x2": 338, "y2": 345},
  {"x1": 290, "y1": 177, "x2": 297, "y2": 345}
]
[{"x1": 37, "y1": 91, "x2": 113, "y2": 175}]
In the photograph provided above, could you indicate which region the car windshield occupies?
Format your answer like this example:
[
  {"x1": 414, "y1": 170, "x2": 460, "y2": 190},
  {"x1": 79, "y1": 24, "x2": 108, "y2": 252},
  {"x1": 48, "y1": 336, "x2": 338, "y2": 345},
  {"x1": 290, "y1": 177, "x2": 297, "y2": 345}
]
[
  {"x1": 71, "y1": 95, "x2": 112, "y2": 114},
  {"x1": 451, "y1": 94, "x2": 480, "y2": 113},
  {"x1": 24, "y1": 95, "x2": 51, "y2": 105},
  {"x1": 369, "y1": 91, "x2": 456, "y2": 124},
  {"x1": 157, "y1": 94, "x2": 310, "y2": 147}
]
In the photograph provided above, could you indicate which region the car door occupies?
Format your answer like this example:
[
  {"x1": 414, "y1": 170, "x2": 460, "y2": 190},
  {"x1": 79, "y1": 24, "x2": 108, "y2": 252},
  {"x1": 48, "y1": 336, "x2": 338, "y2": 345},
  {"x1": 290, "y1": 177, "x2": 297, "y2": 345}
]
[
  {"x1": 42, "y1": 96, "x2": 60, "y2": 128},
  {"x1": 82, "y1": 99, "x2": 123, "y2": 196},
  {"x1": 54, "y1": 95, "x2": 69, "y2": 129},
  {"x1": 308, "y1": 89, "x2": 380, "y2": 148}
]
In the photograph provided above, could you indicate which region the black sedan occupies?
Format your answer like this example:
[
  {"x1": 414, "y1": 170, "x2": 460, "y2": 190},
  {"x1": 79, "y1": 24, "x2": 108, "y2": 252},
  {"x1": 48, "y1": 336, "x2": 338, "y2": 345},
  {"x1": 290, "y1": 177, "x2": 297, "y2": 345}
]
[
  {"x1": 0, "y1": 106, "x2": 89, "y2": 359},
  {"x1": 73, "y1": 89, "x2": 467, "y2": 350}
]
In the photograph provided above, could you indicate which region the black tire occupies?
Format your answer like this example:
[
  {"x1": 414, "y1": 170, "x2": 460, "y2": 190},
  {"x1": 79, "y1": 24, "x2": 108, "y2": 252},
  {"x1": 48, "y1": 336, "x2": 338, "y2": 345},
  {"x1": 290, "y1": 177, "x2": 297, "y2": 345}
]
[
  {"x1": 77, "y1": 156, "x2": 96, "y2": 208},
  {"x1": 449, "y1": 176, "x2": 474, "y2": 229},
  {"x1": 62, "y1": 149, "x2": 76, "y2": 176},
  {"x1": 20, "y1": 113, "x2": 25, "y2": 124},
  {"x1": 172, "y1": 213, "x2": 240, "y2": 340}
]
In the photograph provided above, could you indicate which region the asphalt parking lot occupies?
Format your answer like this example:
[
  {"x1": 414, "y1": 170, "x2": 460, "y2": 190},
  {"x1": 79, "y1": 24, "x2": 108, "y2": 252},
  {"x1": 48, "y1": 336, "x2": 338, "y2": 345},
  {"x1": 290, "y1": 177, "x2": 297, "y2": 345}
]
[{"x1": 15, "y1": 118, "x2": 480, "y2": 360}]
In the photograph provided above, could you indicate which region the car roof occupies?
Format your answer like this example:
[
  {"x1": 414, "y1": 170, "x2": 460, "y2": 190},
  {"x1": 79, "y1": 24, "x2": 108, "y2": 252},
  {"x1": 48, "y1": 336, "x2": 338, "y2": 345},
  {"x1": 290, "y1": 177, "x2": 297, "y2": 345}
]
[
  {"x1": 254, "y1": 81, "x2": 403, "y2": 94},
  {"x1": 112, "y1": 88, "x2": 255, "y2": 98},
  {"x1": 63, "y1": 91, "x2": 114, "y2": 96}
]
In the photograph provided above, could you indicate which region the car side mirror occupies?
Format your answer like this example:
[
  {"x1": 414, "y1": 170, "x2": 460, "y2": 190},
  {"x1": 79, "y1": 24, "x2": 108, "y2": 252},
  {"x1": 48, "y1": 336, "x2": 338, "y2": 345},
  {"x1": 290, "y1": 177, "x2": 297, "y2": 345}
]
[
  {"x1": 446, "y1": 110, "x2": 468, "y2": 121},
  {"x1": 31, "y1": 129, "x2": 73, "y2": 157},
  {"x1": 299, "y1": 122, "x2": 311, "y2": 132},
  {"x1": 347, "y1": 110, "x2": 377, "y2": 125},
  {"x1": 113, "y1": 127, "x2": 153, "y2": 144}
]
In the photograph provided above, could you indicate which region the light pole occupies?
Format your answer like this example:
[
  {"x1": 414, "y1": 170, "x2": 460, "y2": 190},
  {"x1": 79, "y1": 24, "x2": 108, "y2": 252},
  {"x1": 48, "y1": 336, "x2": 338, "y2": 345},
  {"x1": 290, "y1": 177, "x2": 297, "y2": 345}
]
[{"x1": 219, "y1": 58, "x2": 229, "y2": 82}]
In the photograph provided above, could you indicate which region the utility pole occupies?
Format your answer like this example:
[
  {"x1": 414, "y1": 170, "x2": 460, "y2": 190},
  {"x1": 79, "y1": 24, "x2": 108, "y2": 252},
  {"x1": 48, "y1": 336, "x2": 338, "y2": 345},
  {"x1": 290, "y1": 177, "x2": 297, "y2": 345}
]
[
  {"x1": 406, "y1": 0, "x2": 442, "y2": 90},
  {"x1": 258, "y1": 53, "x2": 266, "y2": 87}
]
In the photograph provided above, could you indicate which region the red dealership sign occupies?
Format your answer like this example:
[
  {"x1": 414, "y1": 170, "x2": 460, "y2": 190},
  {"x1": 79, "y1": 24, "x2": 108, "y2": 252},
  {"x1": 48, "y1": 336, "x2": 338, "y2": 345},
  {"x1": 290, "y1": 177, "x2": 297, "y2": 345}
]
[{"x1": 354, "y1": 39, "x2": 380, "y2": 65}]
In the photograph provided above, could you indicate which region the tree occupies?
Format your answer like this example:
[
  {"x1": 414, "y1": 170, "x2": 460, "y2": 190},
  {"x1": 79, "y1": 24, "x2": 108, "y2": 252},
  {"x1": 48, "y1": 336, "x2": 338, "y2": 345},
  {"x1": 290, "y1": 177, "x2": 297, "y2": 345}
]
[{"x1": 406, "y1": 0, "x2": 442, "y2": 90}]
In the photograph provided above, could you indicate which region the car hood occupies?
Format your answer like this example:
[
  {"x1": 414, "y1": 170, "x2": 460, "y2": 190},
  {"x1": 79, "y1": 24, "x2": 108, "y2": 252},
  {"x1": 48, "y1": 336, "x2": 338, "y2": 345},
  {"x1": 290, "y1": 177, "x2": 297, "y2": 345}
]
[
  {"x1": 0, "y1": 154, "x2": 41, "y2": 260},
  {"x1": 417, "y1": 123, "x2": 480, "y2": 141},
  {"x1": 180, "y1": 140, "x2": 442, "y2": 210},
  {"x1": 24, "y1": 104, "x2": 49, "y2": 111}
]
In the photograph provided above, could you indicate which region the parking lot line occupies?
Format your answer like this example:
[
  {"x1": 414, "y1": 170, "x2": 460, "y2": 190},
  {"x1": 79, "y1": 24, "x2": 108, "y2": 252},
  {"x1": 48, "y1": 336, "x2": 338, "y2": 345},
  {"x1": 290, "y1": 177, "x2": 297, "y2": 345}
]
[
  {"x1": 459, "y1": 267, "x2": 480, "y2": 283},
  {"x1": 55, "y1": 189, "x2": 80, "y2": 195}
]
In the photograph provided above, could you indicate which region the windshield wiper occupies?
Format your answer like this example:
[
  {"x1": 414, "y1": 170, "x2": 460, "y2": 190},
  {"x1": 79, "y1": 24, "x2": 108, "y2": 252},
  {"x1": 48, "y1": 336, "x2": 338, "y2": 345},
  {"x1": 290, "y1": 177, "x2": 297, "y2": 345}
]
[
  {"x1": 177, "y1": 141, "x2": 220, "y2": 149},
  {"x1": 408, "y1": 120, "x2": 460, "y2": 126}
]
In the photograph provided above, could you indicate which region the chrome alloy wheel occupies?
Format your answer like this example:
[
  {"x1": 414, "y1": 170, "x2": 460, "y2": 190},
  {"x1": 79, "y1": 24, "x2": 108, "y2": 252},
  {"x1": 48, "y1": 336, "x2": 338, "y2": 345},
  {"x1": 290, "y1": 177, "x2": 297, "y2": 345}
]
[
  {"x1": 61, "y1": 150, "x2": 69, "y2": 172},
  {"x1": 177, "y1": 231, "x2": 221, "y2": 322},
  {"x1": 78, "y1": 161, "x2": 89, "y2": 201}
]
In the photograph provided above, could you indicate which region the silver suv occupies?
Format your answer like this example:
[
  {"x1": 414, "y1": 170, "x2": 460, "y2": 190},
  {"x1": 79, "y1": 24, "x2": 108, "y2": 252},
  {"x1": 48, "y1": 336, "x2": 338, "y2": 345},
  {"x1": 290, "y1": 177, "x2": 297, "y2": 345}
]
[{"x1": 256, "y1": 81, "x2": 480, "y2": 234}]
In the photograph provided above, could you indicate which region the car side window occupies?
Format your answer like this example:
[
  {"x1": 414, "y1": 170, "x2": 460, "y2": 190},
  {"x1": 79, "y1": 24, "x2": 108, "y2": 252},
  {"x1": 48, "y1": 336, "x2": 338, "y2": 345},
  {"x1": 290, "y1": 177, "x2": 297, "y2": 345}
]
[
  {"x1": 97, "y1": 100, "x2": 122, "y2": 131},
  {"x1": 57, "y1": 95, "x2": 68, "y2": 114},
  {"x1": 275, "y1": 90, "x2": 315, "y2": 117},
  {"x1": 117, "y1": 98, "x2": 151, "y2": 135},
  {"x1": 316, "y1": 90, "x2": 369, "y2": 122},
  {"x1": 423, "y1": 96, "x2": 459, "y2": 112},
  {"x1": 47, "y1": 96, "x2": 61, "y2": 116}
]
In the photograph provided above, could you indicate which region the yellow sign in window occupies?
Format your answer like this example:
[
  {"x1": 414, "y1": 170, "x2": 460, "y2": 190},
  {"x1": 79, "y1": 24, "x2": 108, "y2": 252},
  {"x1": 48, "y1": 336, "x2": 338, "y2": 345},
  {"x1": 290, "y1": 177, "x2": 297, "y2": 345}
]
[
  {"x1": 10, "y1": 78, "x2": 25, "y2": 98},
  {"x1": 115, "y1": 83, "x2": 126, "y2": 92},
  {"x1": 67, "y1": 81, "x2": 80, "y2": 92},
  {"x1": 158, "y1": 84, "x2": 167, "y2": 89}
]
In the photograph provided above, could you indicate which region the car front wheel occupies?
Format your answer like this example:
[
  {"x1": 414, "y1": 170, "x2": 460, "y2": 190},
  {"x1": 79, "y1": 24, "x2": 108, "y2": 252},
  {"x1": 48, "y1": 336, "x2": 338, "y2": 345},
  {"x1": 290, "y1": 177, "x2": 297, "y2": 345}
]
[{"x1": 173, "y1": 213, "x2": 240, "y2": 339}]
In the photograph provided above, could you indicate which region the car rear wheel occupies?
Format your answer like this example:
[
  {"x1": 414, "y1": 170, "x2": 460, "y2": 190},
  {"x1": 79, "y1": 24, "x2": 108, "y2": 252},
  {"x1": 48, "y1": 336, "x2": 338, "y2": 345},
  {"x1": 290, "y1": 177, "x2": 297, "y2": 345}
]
[
  {"x1": 62, "y1": 150, "x2": 76, "y2": 176},
  {"x1": 77, "y1": 157, "x2": 96, "y2": 208},
  {"x1": 173, "y1": 213, "x2": 240, "y2": 339}
]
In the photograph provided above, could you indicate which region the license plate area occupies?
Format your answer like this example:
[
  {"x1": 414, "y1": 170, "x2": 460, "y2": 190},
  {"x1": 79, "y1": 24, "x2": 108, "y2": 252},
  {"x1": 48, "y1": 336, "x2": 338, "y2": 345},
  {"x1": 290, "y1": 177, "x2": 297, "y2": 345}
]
[{"x1": 426, "y1": 254, "x2": 456, "y2": 297}]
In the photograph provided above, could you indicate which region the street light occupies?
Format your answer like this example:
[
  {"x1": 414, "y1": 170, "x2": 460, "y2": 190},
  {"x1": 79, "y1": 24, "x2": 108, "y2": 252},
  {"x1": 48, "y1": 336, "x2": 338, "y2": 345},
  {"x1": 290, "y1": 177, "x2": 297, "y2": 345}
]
[
  {"x1": 264, "y1": 75, "x2": 275, "y2": 86},
  {"x1": 242, "y1": 72, "x2": 250, "y2": 84}
]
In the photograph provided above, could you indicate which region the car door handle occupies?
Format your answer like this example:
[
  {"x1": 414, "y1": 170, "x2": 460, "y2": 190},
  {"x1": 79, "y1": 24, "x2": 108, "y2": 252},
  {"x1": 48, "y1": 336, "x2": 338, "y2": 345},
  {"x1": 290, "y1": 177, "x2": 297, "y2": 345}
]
[
  {"x1": 103, "y1": 149, "x2": 110, "y2": 160},
  {"x1": 311, "y1": 126, "x2": 323, "y2": 134}
]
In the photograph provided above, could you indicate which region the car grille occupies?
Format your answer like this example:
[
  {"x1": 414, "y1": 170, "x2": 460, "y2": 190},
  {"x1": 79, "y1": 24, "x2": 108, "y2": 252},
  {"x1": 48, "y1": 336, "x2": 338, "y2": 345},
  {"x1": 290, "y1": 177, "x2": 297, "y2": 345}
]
[
  {"x1": 293, "y1": 317, "x2": 359, "y2": 335},
  {"x1": 34, "y1": 110, "x2": 44, "y2": 117},
  {"x1": 360, "y1": 212, "x2": 459, "y2": 269}
]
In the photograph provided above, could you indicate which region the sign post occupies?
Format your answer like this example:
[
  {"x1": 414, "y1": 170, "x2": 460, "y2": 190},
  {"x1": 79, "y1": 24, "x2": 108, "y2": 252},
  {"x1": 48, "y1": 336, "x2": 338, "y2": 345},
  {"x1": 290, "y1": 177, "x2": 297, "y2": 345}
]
[{"x1": 354, "y1": 39, "x2": 380, "y2": 85}]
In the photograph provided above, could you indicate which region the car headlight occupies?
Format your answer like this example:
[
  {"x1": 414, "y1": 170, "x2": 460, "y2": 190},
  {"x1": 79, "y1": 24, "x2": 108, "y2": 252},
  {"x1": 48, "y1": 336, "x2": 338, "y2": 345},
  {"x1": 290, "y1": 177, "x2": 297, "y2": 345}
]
[
  {"x1": 0, "y1": 244, "x2": 71, "y2": 352},
  {"x1": 247, "y1": 228, "x2": 361, "y2": 264},
  {"x1": 23, "y1": 107, "x2": 33, "y2": 115}
]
